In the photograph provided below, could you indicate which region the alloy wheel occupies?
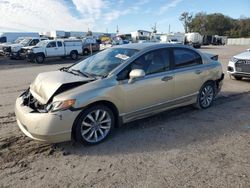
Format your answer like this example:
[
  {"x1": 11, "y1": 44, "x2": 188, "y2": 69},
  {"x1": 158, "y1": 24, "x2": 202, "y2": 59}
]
[
  {"x1": 200, "y1": 85, "x2": 214, "y2": 108},
  {"x1": 80, "y1": 109, "x2": 112, "y2": 143}
]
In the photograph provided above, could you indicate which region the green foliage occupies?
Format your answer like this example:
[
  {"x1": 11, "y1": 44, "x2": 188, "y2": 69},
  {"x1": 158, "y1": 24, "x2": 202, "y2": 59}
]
[
  {"x1": 179, "y1": 12, "x2": 193, "y2": 33},
  {"x1": 181, "y1": 12, "x2": 250, "y2": 37}
]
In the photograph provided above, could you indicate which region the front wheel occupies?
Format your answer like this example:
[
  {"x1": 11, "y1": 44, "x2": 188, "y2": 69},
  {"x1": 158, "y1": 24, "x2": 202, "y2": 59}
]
[
  {"x1": 233, "y1": 76, "x2": 243, "y2": 80},
  {"x1": 75, "y1": 105, "x2": 115, "y2": 145},
  {"x1": 195, "y1": 82, "x2": 215, "y2": 109},
  {"x1": 35, "y1": 54, "x2": 45, "y2": 63}
]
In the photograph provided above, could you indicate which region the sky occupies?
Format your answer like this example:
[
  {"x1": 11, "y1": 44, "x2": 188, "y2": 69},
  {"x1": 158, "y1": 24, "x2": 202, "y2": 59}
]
[{"x1": 0, "y1": 0, "x2": 250, "y2": 34}]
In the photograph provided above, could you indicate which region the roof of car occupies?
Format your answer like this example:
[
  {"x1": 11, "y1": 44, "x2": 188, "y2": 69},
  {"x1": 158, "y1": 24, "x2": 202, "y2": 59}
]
[{"x1": 112, "y1": 42, "x2": 188, "y2": 50}]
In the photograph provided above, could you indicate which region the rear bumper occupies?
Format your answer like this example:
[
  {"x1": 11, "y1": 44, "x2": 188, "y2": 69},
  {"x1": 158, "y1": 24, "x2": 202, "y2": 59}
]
[{"x1": 15, "y1": 97, "x2": 80, "y2": 143}]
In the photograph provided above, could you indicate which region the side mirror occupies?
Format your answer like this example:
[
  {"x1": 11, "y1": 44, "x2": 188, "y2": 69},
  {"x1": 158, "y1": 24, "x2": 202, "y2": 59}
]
[{"x1": 128, "y1": 69, "x2": 145, "y2": 84}]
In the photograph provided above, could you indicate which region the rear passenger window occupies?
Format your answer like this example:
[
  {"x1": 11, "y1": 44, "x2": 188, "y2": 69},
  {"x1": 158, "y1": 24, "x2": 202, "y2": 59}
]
[
  {"x1": 57, "y1": 41, "x2": 62, "y2": 47},
  {"x1": 173, "y1": 48, "x2": 202, "y2": 68}
]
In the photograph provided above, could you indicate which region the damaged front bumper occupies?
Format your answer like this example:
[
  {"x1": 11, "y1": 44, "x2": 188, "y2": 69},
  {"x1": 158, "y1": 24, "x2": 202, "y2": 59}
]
[{"x1": 15, "y1": 96, "x2": 80, "y2": 143}]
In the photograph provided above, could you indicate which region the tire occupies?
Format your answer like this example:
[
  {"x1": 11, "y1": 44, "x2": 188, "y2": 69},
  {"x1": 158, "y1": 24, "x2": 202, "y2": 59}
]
[
  {"x1": 194, "y1": 82, "x2": 215, "y2": 109},
  {"x1": 75, "y1": 105, "x2": 115, "y2": 145},
  {"x1": 70, "y1": 51, "x2": 78, "y2": 60},
  {"x1": 35, "y1": 54, "x2": 45, "y2": 64},
  {"x1": 83, "y1": 49, "x2": 90, "y2": 55},
  {"x1": 233, "y1": 76, "x2": 243, "y2": 80}
]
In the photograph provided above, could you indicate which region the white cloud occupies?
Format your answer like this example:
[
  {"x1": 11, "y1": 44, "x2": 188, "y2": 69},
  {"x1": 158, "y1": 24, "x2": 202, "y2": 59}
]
[
  {"x1": 158, "y1": 0, "x2": 183, "y2": 15},
  {"x1": 72, "y1": 0, "x2": 106, "y2": 19},
  {"x1": 0, "y1": 0, "x2": 99, "y2": 32}
]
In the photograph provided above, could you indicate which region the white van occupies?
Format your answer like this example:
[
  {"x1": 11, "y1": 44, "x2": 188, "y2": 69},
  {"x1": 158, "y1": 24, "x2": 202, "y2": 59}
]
[
  {"x1": 0, "y1": 32, "x2": 39, "y2": 43},
  {"x1": 185, "y1": 32, "x2": 203, "y2": 48}
]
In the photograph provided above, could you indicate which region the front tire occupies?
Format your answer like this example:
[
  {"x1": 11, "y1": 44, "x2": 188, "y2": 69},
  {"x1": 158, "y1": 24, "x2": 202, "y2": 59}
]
[
  {"x1": 195, "y1": 82, "x2": 215, "y2": 109},
  {"x1": 233, "y1": 76, "x2": 243, "y2": 80},
  {"x1": 35, "y1": 54, "x2": 45, "y2": 63},
  {"x1": 83, "y1": 48, "x2": 90, "y2": 55},
  {"x1": 75, "y1": 105, "x2": 115, "y2": 145}
]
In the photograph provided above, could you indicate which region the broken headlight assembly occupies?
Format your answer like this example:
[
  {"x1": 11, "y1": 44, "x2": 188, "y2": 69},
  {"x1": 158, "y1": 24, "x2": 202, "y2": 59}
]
[{"x1": 46, "y1": 99, "x2": 76, "y2": 112}]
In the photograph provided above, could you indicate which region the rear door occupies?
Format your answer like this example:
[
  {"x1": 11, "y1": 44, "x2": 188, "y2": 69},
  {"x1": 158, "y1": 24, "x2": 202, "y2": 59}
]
[{"x1": 172, "y1": 47, "x2": 205, "y2": 99}]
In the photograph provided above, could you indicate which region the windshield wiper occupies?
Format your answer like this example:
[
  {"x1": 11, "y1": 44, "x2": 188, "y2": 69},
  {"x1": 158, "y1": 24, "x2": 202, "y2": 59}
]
[
  {"x1": 71, "y1": 69, "x2": 97, "y2": 79},
  {"x1": 59, "y1": 67, "x2": 69, "y2": 71}
]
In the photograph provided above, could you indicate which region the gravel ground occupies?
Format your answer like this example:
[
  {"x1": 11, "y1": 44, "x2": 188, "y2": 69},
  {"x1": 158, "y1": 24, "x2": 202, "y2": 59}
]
[{"x1": 0, "y1": 45, "x2": 250, "y2": 188}]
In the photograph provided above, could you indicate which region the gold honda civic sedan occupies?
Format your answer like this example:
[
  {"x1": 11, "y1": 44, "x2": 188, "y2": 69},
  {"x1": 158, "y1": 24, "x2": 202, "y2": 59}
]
[{"x1": 15, "y1": 43, "x2": 224, "y2": 145}]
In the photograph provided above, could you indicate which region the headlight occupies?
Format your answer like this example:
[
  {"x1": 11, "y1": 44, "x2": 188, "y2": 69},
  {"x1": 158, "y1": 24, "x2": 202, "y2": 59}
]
[
  {"x1": 27, "y1": 49, "x2": 33, "y2": 53},
  {"x1": 46, "y1": 99, "x2": 76, "y2": 112},
  {"x1": 230, "y1": 57, "x2": 238, "y2": 63}
]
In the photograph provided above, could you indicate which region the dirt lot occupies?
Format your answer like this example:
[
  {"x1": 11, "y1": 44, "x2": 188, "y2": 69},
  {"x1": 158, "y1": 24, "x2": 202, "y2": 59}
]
[{"x1": 0, "y1": 45, "x2": 250, "y2": 188}]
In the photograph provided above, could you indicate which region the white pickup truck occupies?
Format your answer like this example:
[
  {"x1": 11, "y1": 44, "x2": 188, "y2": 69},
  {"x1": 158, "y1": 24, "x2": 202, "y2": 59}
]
[
  {"x1": 3, "y1": 37, "x2": 47, "y2": 59},
  {"x1": 24, "y1": 39, "x2": 83, "y2": 63}
]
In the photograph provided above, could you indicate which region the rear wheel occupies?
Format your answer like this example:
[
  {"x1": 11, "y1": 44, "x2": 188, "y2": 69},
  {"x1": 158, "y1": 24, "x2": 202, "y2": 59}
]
[
  {"x1": 233, "y1": 76, "x2": 243, "y2": 80},
  {"x1": 35, "y1": 54, "x2": 44, "y2": 63},
  {"x1": 195, "y1": 82, "x2": 215, "y2": 109},
  {"x1": 70, "y1": 51, "x2": 78, "y2": 60},
  {"x1": 75, "y1": 105, "x2": 115, "y2": 145}
]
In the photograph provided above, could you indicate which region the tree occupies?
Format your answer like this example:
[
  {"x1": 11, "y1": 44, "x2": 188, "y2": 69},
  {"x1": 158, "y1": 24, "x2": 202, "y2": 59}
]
[
  {"x1": 179, "y1": 12, "x2": 193, "y2": 33},
  {"x1": 185, "y1": 12, "x2": 250, "y2": 37}
]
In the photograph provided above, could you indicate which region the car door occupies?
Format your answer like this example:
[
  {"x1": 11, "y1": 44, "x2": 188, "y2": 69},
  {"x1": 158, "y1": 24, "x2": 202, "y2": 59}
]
[
  {"x1": 45, "y1": 41, "x2": 57, "y2": 56},
  {"x1": 172, "y1": 47, "x2": 205, "y2": 100},
  {"x1": 117, "y1": 48, "x2": 174, "y2": 121},
  {"x1": 56, "y1": 41, "x2": 64, "y2": 56}
]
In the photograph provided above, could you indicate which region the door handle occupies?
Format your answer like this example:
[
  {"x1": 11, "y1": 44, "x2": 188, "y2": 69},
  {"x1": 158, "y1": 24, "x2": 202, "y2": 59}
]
[
  {"x1": 161, "y1": 76, "x2": 173, "y2": 82},
  {"x1": 195, "y1": 70, "x2": 202, "y2": 74}
]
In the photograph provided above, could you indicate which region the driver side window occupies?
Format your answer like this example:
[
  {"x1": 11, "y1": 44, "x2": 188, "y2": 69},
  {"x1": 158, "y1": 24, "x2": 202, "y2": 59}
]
[
  {"x1": 117, "y1": 49, "x2": 170, "y2": 80},
  {"x1": 47, "y1": 41, "x2": 56, "y2": 48}
]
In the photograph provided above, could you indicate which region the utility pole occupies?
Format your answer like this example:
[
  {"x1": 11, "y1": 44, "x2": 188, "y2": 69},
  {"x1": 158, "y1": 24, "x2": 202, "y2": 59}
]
[
  {"x1": 168, "y1": 24, "x2": 171, "y2": 34},
  {"x1": 116, "y1": 25, "x2": 119, "y2": 34}
]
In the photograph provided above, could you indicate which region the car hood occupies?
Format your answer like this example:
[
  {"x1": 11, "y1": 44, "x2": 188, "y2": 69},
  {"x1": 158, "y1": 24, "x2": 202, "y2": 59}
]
[
  {"x1": 11, "y1": 43, "x2": 23, "y2": 48},
  {"x1": 22, "y1": 46, "x2": 33, "y2": 50},
  {"x1": 234, "y1": 51, "x2": 250, "y2": 60},
  {"x1": 30, "y1": 70, "x2": 94, "y2": 104}
]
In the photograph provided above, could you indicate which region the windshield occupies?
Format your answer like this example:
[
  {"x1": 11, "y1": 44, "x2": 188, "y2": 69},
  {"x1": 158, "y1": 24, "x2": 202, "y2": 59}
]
[
  {"x1": 14, "y1": 38, "x2": 24, "y2": 43},
  {"x1": 20, "y1": 38, "x2": 32, "y2": 46},
  {"x1": 36, "y1": 40, "x2": 48, "y2": 47},
  {"x1": 69, "y1": 48, "x2": 138, "y2": 77}
]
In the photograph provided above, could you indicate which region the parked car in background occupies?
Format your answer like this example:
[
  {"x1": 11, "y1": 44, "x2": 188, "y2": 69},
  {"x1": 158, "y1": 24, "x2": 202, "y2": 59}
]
[
  {"x1": 0, "y1": 37, "x2": 25, "y2": 55},
  {"x1": 82, "y1": 37, "x2": 100, "y2": 55},
  {"x1": 227, "y1": 49, "x2": 250, "y2": 80},
  {"x1": 185, "y1": 32, "x2": 203, "y2": 48},
  {"x1": 15, "y1": 43, "x2": 224, "y2": 145},
  {"x1": 160, "y1": 33, "x2": 185, "y2": 44},
  {"x1": 0, "y1": 32, "x2": 39, "y2": 43},
  {"x1": 24, "y1": 39, "x2": 83, "y2": 63},
  {"x1": 3, "y1": 37, "x2": 46, "y2": 59}
]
